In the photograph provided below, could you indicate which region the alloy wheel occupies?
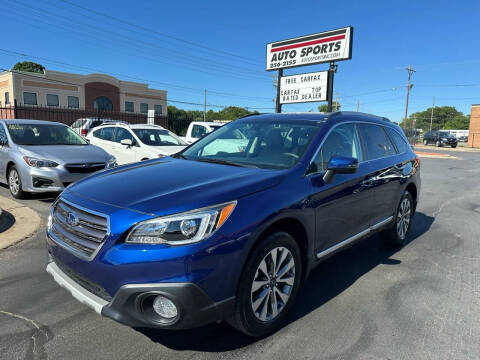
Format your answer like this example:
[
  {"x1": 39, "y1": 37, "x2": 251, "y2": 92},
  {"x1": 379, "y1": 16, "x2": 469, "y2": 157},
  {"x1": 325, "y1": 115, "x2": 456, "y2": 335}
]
[
  {"x1": 396, "y1": 198, "x2": 411, "y2": 240},
  {"x1": 250, "y1": 246, "x2": 295, "y2": 322},
  {"x1": 9, "y1": 170, "x2": 20, "y2": 195}
]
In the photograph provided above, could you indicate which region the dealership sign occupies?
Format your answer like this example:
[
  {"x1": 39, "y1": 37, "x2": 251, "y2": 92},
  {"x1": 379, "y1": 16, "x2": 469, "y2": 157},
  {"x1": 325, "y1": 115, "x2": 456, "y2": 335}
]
[
  {"x1": 280, "y1": 71, "x2": 328, "y2": 104},
  {"x1": 266, "y1": 27, "x2": 353, "y2": 71}
]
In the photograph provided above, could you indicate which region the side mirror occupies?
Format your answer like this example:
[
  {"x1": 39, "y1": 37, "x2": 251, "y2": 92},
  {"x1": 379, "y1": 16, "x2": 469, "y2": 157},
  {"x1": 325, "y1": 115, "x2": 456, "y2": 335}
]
[
  {"x1": 323, "y1": 156, "x2": 358, "y2": 184},
  {"x1": 120, "y1": 139, "x2": 133, "y2": 147}
]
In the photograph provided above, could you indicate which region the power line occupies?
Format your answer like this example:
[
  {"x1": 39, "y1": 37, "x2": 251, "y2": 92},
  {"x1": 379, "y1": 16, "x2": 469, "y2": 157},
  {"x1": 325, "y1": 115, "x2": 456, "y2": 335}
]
[{"x1": 57, "y1": 0, "x2": 260, "y2": 65}]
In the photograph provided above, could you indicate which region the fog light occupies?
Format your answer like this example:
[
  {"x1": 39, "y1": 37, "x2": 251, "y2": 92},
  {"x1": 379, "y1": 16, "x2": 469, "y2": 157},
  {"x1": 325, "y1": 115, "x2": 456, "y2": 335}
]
[{"x1": 152, "y1": 295, "x2": 178, "y2": 319}]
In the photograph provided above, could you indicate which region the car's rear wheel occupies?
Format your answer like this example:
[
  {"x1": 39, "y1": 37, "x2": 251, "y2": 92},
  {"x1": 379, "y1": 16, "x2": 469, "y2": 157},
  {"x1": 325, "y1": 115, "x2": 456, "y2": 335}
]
[
  {"x1": 8, "y1": 166, "x2": 27, "y2": 199},
  {"x1": 381, "y1": 191, "x2": 414, "y2": 247},
  {"x1": 228, "y1": 232, "x2": 302, "y2": 337},
  {"x1": 423, "y1": 139, "x2": 428, "y2": 145},
  {"x1": 451, "y1": 144, "x2": 457, "y2": 148}
]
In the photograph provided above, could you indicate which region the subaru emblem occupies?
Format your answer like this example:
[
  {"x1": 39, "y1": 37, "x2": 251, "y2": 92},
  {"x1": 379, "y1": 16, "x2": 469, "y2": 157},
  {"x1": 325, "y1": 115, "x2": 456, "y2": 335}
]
[{"x1": 66, "y1": 212, "x2": 80, "y2": 227}]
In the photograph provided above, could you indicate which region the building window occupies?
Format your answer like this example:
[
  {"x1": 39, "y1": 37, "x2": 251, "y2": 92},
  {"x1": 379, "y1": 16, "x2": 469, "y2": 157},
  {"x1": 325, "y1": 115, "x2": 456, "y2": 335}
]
[
  {"x1": 68, "y1": 96, "x2": 79, "y2": 109},
  {"x1": 46, "y1": 94, "x2": 59, "y2": 107},
  {"x1": 140, "y1": 103, "x2": 148, "y2": 114},
  {"x1": 154, "y1": 104, "x2": 162, "y2": 114},
  {"x1": 23, "y1": 92, "x2": 37, "y2": 105},
  {"x1": 5, "y1": 92, "x2": 9, "y2": 105},
  {"x1": 94, "y1": 96, "x2": 113, "y2": 111},
  {"x1": 125, "y1": 101, "x2": 134, "y2": 112}
]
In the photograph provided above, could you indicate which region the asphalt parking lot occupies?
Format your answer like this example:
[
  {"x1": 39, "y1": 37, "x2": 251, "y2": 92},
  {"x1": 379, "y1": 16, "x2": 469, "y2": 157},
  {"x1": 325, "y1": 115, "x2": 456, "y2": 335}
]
[{"x1": 1, "y1": 148, "x2": 479, "y2": 360}]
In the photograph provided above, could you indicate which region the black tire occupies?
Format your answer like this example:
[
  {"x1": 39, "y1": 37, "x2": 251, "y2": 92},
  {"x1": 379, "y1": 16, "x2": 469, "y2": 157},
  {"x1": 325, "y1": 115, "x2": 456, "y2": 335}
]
[
  {"x1": 380, "y1": 191, "x2": 414, "y2": 247},
  {"x1": 451, "y1": 144, "x2": 457, "y2": 148},
  {"x1": 423, "y1": 139, "x2": 428, "y2": 145},
  {"x1": 8, "y1": 166, "x2": 27, "y2": 199},
  {"x1": 228, "y1": 232, "x2": 302, "y2": 337},
  {"x1": 435, "y1": 140, "x2": 441, "y2": 147}
]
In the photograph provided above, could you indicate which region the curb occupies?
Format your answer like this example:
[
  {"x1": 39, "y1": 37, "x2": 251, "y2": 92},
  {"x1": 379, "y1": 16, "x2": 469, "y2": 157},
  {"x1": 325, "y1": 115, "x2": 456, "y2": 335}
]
[{"x1": 0, "y1": 196, "x2": 42, "y2": 250}]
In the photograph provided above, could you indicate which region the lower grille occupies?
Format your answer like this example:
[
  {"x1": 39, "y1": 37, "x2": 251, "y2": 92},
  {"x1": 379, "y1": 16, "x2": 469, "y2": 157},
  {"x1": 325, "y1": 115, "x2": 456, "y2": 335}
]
[
  {"x1": 52, "y1": 256, "x2": 112, "y2": 301},
  {"x1": 65, "y1": 163, "x2": 105, "y2": 173},
  {"x1": 50, "y1": 199, "x2": 109, "y2": 260}
]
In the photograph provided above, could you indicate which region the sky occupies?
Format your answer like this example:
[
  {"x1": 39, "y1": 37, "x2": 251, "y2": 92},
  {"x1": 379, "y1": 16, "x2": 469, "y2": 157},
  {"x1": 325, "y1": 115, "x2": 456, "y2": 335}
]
[{"x1": 1, "y1": 0, "x2": 479, "y2": 123}]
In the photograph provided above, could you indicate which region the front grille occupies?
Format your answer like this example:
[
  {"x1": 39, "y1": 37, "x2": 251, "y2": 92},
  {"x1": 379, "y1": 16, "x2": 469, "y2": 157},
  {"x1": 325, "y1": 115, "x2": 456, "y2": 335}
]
[
  {"x1": 51, "y1": 199, "x2": 108, "y2": 259},
  {"x1": 52, "y1": 255, "x2": 112, "y2": 301},
  {"x1": 65, "y1": 163, "x2": 106, "y2": 173}
]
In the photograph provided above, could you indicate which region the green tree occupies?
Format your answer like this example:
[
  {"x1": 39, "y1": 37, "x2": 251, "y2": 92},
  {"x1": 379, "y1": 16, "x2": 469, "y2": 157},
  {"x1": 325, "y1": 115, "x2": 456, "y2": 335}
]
[
  {"x1": 401, "y1": 106, "x2": 469, "y2": 131},
  {"x1": 12, "y1": 61, "x2": 45, "y2": 73},
  {"x1": 317, "y1": 102, "x2": 341, "y2": 112}
]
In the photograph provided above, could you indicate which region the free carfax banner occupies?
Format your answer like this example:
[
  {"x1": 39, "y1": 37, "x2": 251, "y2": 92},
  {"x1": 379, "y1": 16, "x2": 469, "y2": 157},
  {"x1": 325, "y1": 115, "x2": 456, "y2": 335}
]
[{"x1": 266, "y1": 27, "x2": 353, "y2": 71}]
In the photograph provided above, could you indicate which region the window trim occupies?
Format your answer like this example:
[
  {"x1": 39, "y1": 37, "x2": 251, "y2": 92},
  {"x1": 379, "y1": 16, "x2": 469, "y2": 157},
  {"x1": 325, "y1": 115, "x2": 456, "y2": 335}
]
[{"x1": 307, "y1": 121, "x2": 403, "y2": 176}]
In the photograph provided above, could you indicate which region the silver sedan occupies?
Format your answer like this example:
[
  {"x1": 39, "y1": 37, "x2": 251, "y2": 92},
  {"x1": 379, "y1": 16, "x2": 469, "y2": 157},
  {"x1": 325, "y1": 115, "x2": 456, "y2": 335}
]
[{"x1": 0, "y1": 119, "x2": 117, "y2": 199}]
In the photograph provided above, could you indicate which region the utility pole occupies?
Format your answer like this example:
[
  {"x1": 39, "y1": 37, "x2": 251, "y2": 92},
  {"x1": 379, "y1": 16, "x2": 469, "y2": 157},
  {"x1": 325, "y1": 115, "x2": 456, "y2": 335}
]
[
  {"x1": 203, "y1": 89, "x2": 206, "y2": 121},
  {"x1": 356, "y1": 99, "x2": 360, "y2": 112},
  {"x1": 429, "y1": 97, "x2": 435, "y2": 131},
  {"x1": 403, "y1": 65, "x2": 416, "y2": 130},
  {"x1": 334, "y1": 92, "x2": 339, "y2": 111}
]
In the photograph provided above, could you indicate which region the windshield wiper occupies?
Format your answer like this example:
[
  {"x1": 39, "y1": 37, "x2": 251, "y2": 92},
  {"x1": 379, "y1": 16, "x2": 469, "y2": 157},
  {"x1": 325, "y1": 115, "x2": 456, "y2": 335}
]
[{"x1": 196, "y1": 158, "x2": 258, "y2": 168}]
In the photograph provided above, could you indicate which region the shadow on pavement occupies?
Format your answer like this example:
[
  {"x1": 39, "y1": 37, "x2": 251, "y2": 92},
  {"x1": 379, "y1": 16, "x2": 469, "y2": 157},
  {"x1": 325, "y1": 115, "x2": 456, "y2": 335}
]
[
  {"x1": 137, "y1": 212, "x2": 434, "y2": 351},
  {"x1": 0, "y1": 183, "x2": 58, "y2": 203},
  {"x1": 0, "y1": 209, "x2": 15, "y2": 233}
]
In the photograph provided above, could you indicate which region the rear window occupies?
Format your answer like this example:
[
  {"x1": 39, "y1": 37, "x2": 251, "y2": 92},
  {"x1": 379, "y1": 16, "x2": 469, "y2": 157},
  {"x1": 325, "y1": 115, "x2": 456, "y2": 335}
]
[
  {"x1": 385, "y1": 127, "x2": 409, "y2": 154},
  {"x1": 357, "y1": 123, "x2": 396, "y2": 160}
]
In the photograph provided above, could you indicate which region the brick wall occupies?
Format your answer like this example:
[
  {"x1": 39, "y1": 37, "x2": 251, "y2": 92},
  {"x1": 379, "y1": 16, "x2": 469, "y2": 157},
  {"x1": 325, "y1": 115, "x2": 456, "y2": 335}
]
[{"x1": 468, "y1": 105, "x2": 480, "y2": 148}]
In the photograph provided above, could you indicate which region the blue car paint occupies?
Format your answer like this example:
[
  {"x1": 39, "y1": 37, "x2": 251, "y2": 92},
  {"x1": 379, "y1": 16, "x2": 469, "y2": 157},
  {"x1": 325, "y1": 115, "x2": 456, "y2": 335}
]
[{"x1": 47, "y1": 112, "x2": 420, "y2": 321}]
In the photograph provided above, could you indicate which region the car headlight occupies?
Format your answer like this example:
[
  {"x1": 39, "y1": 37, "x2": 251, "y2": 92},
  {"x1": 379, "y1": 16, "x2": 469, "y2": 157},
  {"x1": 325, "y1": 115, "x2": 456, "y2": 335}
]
[
  {"x1": 126, "y1": 201, "x2": 236, "y2": 245},
  {"x1": 106, "y1": 157, "x2": 117, "y2": 169},
  {"x1": 441, "y1": 138, "x2": 448, "y2": 141},
  {"x1": 23, "y1": 156, "x2": 58, "y2": 168}
]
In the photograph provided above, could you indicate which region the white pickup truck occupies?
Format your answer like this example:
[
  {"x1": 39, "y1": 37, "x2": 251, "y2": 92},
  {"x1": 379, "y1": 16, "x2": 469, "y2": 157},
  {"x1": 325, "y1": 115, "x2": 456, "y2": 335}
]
[{"x1": 181, "y1": 121, "x2": 224, "y2": 144}]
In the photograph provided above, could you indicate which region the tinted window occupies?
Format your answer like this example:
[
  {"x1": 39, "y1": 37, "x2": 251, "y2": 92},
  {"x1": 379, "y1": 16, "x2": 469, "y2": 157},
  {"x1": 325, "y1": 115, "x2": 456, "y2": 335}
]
[
  {"x1": 312, "y1": 123, "x2": 362, "y2": 172},
  {"x1": 133, "y1": 128, "x2": 185, "y2": 146},
  {"x1": 46, "y1": 94, "x2": 59, "y2": 107},
  {"x1": 68, "y1": 96, "x2": 79, "y2": 109},
  {"x1": 90, "y1": 120, "x2": 104, "y2": 129},
  {"x1": 0, "y1": 123, "x2": 6, "y2": 139},
  {"x1": 5, "y1": 92, "x2": 10, "y2": 104},
  {"x1": 93, "y1": 127, "x2": 115, "y2": 141},
  {"x1": 154, "y1": 104, "x2": 162, "y2": 114},
  {"x1": 140, "y1": 103, "x2": 148, "y2": 113},
  {"x1": 113, "y1": 127, "x2": 134, "y2": 143},
  {"x1": 125, "y1": 101, "x2": 134, "y2": 112},
  {"x1": 358, "y1": 123, "x2": 396, "y2": 160},
  {"x1": 192, "y1": 125, "x2": 207, "y2": 138},
  {"x1": 23, "y1": 92, "x2": 37, "y2": 105},
  {"x1": 385, "y1": 127, "x2": 409, "y2": 154}
]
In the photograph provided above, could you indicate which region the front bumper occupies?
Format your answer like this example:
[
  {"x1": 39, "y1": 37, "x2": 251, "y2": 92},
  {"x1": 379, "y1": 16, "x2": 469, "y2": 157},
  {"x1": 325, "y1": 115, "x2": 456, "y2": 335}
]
[
  {"x1": 46, "y1": 256, "x2": 235, "y2": 330},
  {"x1": 21, "y1": 166, "x2": 97, "y2": 193}
]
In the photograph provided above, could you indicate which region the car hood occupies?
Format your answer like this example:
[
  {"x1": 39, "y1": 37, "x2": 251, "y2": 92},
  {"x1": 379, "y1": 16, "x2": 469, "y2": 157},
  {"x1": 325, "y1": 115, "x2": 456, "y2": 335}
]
[
  {"x1": 18, "y1": 145, "x2": 111, "y2": 164},
  {"x1": 66, "y1": 158, "x2": 285, "y2": 216}
]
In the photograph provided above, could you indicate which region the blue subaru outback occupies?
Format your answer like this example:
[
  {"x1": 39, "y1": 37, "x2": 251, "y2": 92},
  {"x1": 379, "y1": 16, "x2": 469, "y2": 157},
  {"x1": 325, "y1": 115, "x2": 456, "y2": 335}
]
[{"x1": 46, "y1": 112, "x2": 420, "y2": 337}]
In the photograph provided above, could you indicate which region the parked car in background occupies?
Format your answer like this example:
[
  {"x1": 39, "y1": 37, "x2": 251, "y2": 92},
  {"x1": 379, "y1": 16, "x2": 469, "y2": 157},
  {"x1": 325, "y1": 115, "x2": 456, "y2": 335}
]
[
  {"x1": 422, "y1": 130, "x2": 457, "y2": 147},
  {"x1": 0, "y1": 119, "x2": 117, "y2": 199},
  {"x1": 181, "y1": 121, "x2": 224, "y2": 144},
  {"x1": 86, "y1": 123, "x2": 187, "y2": 165},
  {"x1": 71, "y1": 118, "x2": 115, "y2": 137},
  {"x1": 46, "y1": 112, "x2": 420, "y2": 337},
  {"x1": 458, "y1": 135, "x2": 468, "y2": 142}
]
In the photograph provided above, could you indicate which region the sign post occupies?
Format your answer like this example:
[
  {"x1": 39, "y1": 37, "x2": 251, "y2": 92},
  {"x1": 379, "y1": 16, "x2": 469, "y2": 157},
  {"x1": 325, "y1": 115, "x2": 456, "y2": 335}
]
[{"x1": 266, "y1": 26, "x2": 353, "y2": 112}]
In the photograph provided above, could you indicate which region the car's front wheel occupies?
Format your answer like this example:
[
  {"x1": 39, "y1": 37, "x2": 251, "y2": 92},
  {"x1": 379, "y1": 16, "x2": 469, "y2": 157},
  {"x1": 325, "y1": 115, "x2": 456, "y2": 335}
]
[
  {"x1": 435, "y1": 140, "x2": 441, "y2": 147},
  {"x1": 8, "y1": 166, "x2": 27, "y2": 199},
  {"x1": 381, "y1": 191, "x2": 414, "y2": 247},
  {"x1": 451, "y1": 144, "x2": 457, "y2": 148},
  {"x1": 423, "y1": 139, "x2": 428, "y2": 145},
  {"x1": 228, "y1": 232, "x2": 302, "y2": 337}
]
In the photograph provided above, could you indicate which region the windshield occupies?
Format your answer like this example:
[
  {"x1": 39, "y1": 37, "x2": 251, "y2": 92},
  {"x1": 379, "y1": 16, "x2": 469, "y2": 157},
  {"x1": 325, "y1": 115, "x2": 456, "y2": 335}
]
[
  {"x1": 133, "y1": 128, "x2": 186, "y2": 146},
  {"x1": 181, "y1": 119, "x2": 320, "y2": 169},
  {"x1": 7, "y1": 123, "x2": 88, "y2": 145},
  {"x1": 439, "y1": 131, "x2": 450, "y2": 137}
]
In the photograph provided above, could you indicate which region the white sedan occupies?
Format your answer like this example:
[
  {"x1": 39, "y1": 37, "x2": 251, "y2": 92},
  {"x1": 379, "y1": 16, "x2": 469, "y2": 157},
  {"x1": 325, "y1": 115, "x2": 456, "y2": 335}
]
[{"x1": 86, "y1": 123, "x2": 187, "y2": 165}]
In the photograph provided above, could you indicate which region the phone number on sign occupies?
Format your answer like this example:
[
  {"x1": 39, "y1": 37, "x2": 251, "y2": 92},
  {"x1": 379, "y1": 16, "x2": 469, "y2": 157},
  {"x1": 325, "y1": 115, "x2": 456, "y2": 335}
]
[{"x1": 269, "y1": 60, "x2": 296, "y2": 69}]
